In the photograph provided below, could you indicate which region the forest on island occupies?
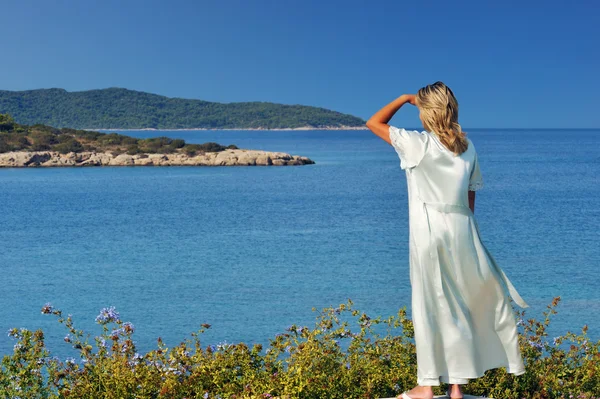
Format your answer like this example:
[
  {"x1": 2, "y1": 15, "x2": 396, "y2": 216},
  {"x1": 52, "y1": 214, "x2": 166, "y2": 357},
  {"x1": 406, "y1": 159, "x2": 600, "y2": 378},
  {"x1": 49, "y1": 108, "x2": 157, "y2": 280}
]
[{"x1": 0, "y1": 88, "x2": 366, "y2": 129}]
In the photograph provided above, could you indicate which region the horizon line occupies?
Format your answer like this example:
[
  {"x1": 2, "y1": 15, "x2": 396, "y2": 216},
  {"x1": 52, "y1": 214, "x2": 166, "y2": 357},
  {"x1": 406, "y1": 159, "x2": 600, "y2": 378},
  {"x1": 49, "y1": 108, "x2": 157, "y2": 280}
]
[{"x1": 97, "y1": 127, "x2": 600, "y2": 131}]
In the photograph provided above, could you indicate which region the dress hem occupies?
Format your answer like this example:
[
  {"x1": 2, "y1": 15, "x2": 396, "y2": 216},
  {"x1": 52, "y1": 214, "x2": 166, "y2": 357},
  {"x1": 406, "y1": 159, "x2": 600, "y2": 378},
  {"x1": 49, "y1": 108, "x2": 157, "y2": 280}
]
[{"x1": 418, "y1": 364, "x2": 526, "y2": 386}]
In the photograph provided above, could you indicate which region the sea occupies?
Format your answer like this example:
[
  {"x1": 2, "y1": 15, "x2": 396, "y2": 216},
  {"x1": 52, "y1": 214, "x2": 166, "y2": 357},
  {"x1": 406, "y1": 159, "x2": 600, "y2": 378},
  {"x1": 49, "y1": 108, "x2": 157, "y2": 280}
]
[{"x1": 1, "y1": 128, "x2": 598, "y2": 359}]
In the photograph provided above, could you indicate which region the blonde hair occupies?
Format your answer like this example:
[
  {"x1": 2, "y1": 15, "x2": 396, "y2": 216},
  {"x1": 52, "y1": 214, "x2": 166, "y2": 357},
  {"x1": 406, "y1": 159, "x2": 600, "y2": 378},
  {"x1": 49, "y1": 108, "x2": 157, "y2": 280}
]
[{"x1": 415, "y1": 81, "x2": 468, "y2": 155}]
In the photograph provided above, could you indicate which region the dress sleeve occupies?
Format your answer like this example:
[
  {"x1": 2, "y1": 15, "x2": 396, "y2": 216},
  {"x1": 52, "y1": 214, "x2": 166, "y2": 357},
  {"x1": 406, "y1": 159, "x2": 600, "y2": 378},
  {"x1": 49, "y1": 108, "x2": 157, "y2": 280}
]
[
  {"x1": 468, "y1": 151, "x2": 484, "y2": 191},
  {"x1": 389, "y1": 125, "x2": 429, "y2": 170}
]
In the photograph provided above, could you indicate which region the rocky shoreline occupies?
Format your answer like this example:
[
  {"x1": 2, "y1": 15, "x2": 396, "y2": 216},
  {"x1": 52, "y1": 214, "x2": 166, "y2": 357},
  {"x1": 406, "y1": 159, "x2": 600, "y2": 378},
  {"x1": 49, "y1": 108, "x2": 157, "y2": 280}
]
[{"x1": 0, "y1": 149, "x2": 315, "y2": 167}]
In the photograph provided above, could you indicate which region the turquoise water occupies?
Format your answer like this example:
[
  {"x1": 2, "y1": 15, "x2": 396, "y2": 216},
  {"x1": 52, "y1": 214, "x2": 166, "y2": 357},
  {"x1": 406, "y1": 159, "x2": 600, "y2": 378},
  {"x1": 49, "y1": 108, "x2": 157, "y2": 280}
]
[{"x1": 1, "y1": 128, "x2": 598, "y2": 358}]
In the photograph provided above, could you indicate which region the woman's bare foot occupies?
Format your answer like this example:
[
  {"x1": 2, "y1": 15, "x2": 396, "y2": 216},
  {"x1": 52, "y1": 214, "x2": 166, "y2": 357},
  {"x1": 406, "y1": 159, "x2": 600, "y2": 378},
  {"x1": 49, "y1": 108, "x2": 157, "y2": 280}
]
[
  {"x1": 396, "y1": 385, "x2": 434, "y2": 399},
  {"x1": 446, "y1": 384, "x2": 464, "y2": 399}
]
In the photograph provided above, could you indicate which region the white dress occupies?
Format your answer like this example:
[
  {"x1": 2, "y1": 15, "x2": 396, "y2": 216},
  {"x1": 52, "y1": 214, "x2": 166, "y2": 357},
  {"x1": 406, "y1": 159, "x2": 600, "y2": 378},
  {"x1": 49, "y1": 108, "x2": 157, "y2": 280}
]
[{"x1": 389, "y1": 125, "x2": 529, "y2": 386}]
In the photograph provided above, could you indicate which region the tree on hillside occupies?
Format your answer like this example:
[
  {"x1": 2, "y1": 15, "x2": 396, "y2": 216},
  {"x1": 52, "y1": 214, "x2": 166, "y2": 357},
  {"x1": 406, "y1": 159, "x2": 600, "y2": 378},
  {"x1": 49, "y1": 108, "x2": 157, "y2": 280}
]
[{"x1": 0, "y1": 114, "x2": 15, "y2": 131}]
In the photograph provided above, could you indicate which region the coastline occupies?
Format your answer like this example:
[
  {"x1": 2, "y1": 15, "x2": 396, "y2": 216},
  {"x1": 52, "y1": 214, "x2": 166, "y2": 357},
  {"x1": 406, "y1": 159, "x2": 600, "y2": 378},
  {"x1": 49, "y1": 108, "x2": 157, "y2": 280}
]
[
  {"x1": 87, "y1": 125, "x2": 369, "y2": 132},
  {"x1": 0, "y1": 149, "x2": 315, "y2": 167}
]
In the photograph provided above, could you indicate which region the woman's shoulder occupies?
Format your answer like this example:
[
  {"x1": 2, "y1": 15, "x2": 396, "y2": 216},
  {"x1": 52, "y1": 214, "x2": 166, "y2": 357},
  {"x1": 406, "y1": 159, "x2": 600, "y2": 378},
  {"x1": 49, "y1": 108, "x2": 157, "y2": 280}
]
[
  {"x1": 390, "y1": 126, "x2": 429, "y2": 137},
  {"x1": 388, "y1": 126, "x2": 430, "y2": 170},
  {"x1": 466, "y1": 136, "x2": 476, "y2": 152},
  {"x1": 389, "y1": 126, "x2": 431, "y2": 147}
]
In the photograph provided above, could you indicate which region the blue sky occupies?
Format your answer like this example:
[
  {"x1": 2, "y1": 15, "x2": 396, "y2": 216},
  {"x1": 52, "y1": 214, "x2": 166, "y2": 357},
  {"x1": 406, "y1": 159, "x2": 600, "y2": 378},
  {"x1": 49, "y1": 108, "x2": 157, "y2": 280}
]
[{"x1": 1, "y1": 0, "x2": 598, "y2": 128}]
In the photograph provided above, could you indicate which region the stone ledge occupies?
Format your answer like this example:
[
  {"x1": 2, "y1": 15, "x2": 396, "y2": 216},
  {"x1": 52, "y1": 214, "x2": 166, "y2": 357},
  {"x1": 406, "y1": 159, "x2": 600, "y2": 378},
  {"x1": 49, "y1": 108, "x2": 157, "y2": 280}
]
[{"x1": 0, "y1": 150, "x2": 315, "y2": 167}]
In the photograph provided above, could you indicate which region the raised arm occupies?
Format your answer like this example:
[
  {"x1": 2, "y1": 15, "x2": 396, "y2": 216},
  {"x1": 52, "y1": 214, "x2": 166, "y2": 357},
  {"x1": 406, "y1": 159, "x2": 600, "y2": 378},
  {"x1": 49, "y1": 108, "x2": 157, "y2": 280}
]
[{"x1": 366, "y1": 94, "x2": 416, "y2": 144}]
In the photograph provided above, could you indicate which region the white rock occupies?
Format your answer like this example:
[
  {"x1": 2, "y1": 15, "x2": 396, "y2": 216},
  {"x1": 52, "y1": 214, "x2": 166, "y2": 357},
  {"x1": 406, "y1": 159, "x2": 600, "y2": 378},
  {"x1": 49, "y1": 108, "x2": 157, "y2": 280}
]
[{"x1": 0, "y1": 149, "x2": 315, "y2": 168}]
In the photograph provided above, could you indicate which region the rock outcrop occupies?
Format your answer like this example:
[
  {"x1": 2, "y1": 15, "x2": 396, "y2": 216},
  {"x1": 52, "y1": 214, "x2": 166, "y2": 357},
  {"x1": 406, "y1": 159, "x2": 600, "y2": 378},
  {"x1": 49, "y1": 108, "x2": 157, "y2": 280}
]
[{"x1": 0, "y1": 150, "x2": 315, "y2": 167}]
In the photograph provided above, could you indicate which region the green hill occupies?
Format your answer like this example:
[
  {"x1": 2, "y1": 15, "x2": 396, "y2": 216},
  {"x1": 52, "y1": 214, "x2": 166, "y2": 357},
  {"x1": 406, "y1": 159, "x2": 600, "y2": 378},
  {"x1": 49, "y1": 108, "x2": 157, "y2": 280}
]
[
  {"x1": 0, "y1": 113, "x2": 237, "y2": 155},
  {"x1": 0, "y1": 88, "x2": 365, "y2": 129}
]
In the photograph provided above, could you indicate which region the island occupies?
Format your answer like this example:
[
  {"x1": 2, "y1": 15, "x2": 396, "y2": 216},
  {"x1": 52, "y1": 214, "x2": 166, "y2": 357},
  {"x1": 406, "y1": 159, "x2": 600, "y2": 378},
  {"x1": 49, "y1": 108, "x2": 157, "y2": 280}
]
[
  {"x1": 0, "y1": 114, "x2": 314, "y2": 167},
  {"x1": 0, "y1": 87, "x2": 366, "y2": 130}
]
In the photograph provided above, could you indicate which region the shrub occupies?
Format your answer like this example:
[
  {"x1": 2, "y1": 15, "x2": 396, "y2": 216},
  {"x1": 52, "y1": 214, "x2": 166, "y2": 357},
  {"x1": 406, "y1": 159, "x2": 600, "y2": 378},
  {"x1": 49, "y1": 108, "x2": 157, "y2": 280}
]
[
  {"x1": 31, "y1": 124, "x2": 60, "y2": 135},
  {"x1": 139, "y1": 137, "x2": 168, "y2": 153},
  {"x1": 53, "y1": 139, "x2": 84, "y2": 154},
  {"x1": 0, "y1": 137, "x2": 10, "y2": 152},
  {"x1": 0, "y1": 118, "x2": 240, "y2": 156},
  {"x1": 197, "y1": 142, "x2": 230, "y2": 153},
  {"x1": 182, "y1": 144, "x2": 203, "y2": 156},
  {"x1": 57, "y1": 134, "x2": 75, "y2": 144},
  {"x1": 170, "y1": 139, "x2": 186, "y2": 149},
  {"x1": 73, "y1": 130, "x2": 103, "y2": 141},
  {"x1": 29, "y1": 131, "x2": 58, "y2": 148},
  {"x1": 0, "y1": 114, "x2": 15, "y2": 132},
  {"x1": 126, "y1": 146, "x2": 143, "y2": 155},
  {"x1": 31, "y1": 142, "x2": 51, "y2": 151},
  {"x1": 96, "y1": 133, "x2": 138, "y2": 146},
  {"x1": 4, "y1": 298, "x2": 592, "y2": 398},
  {"x1": 0, "y1": 133, "x2": 30, "y2": 151}
]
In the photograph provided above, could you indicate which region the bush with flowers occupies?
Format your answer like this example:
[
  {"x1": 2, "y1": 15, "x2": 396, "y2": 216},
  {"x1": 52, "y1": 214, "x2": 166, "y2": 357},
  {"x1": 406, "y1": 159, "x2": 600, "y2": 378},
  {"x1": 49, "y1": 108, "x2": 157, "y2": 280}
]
[{"x1": 1, "y1": 296, "x2": 598, "y2": 399}]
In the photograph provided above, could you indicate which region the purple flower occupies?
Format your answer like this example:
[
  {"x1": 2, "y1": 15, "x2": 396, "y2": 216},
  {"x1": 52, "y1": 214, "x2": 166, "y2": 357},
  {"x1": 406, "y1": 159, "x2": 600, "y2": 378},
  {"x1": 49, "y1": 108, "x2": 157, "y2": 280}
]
[
  {"x1": 216, "y1": 341, "x2": 231, "y2": 350},
  {"x1": 121, "y1": 340, "x2": 135, "y2": 353},
  {"x1": 111, "y1": 328, "x2": 123, "y2": 338},
  {"x1": 553, "y1": 337, "x2": 560, "y2": 346},
  {"x1": 285, "y1": 345, "x2": 292, "y2": 353},
  {"x1": 345, "y1": 362, "x2": 351, "y2": 369},
  {"x1": 95, "y1": 306, "x2": 120, "y2": 324},
  {"x1": 203, "y1": 393, "x2": 209, "y2": 399},
  {"x1": 516, "y1": 318, "x2": 524, "y2": 326},
  {"x1": 528, "y1": 340, "x2": 543, "y2": 350},
  {"x1": 110, "y1": 323, "x2": 133, "y2": 338}
]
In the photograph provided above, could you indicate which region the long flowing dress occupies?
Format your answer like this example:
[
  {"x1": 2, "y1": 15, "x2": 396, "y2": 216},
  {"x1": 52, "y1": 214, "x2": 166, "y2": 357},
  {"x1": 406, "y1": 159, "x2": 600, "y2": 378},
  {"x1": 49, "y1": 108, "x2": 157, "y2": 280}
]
[{"x1": 388, "y1": 125, "x2": 529, "y2": 386}]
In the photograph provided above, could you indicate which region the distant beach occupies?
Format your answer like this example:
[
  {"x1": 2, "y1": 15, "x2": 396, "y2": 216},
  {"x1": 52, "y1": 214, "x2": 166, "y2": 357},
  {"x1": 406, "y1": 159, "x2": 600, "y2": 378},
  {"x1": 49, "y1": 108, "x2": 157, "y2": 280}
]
[{"x1": 89, "y1": 126, "x2": 369, "y2": 132}]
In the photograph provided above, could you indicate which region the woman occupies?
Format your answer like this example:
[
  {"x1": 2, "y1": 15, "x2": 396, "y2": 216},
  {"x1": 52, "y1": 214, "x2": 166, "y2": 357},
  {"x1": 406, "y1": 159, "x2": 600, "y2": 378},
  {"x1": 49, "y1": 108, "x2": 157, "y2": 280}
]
[{"x1": 366, "y1": 82, "x2": 529, "y2": 399}]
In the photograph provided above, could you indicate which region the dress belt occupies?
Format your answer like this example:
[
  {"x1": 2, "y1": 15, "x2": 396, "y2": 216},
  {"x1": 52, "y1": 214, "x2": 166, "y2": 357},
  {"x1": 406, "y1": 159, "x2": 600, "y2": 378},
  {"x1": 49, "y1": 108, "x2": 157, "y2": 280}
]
[
  {"x1": 418, "y1": 197, "x2": 529, "y2": 309},
  {"x1": 420, "y1": 200, "x2": 473, "y2": 216}
]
